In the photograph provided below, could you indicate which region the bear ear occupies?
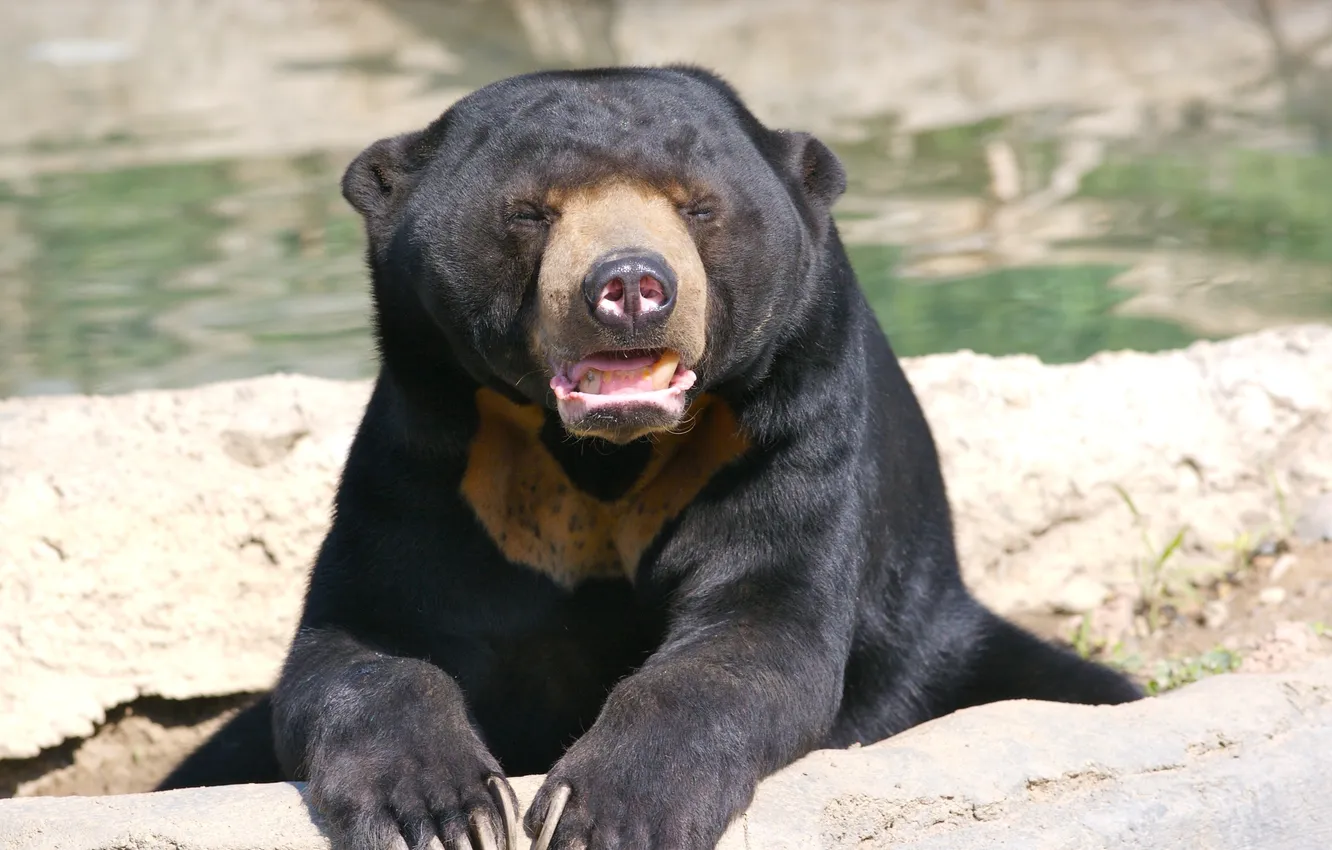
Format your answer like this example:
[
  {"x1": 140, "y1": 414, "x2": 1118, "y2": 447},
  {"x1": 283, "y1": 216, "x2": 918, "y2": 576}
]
[
  {"x1": 774, "y1": 130, "x2": 847, "y2": 217},
  {"x1": 341, "y1": 130, "x2": 425, "y2": 223}
]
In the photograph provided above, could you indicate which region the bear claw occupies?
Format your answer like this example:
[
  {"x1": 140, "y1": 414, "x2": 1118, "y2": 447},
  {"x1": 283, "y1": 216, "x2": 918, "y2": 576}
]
[
  {"x1": 468, "y1": 812, "x2": 499, "y2": 850},
  {"x1": 487, "y1": 776, "x2": 520, "y2": 850},
  {"x1": 532, "y1": 784, "x2": 571, "y2": 850}
]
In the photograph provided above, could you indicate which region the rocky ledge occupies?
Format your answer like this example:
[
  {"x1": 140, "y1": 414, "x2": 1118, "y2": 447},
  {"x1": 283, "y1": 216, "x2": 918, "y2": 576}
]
[
  {"x1": 2, "y1": 658, "x2": 1330, "y2": 849},
  {"x1": 5, "y1": 325, "x2": 1331, "y2": 762}
]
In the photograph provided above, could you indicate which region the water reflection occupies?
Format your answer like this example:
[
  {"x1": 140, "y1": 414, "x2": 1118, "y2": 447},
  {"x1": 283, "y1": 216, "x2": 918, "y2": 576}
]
[
  {"x1": 0, "y1": 154, "x2": 375, "y2": 395},
  {"x1": 1, "y1": 0, "x2": 1330, "y2": 396}
]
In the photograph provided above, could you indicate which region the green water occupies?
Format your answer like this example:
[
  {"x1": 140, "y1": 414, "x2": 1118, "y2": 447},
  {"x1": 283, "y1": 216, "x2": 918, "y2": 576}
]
[
  {"x1": 3, "y1": 1, "x2": 1331, "y2": 397},
  {"x1": 853, "y1": 253, "x2": 1198, "y2": 363},
  {"x1": 0, "y1": 155, "x2": 376, "y2": 395},
  {"x1": 3, "y1": 116, "x2": 1331, "y2": 397}
]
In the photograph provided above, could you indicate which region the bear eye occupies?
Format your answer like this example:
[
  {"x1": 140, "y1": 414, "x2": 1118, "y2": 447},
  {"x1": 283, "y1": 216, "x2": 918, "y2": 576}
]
[
  {"x1": 679, "y1": 202, "x2": 716, "y2": 223},
  {"x1": 505, "y1": 204, "x2": 552, "y2": 228}
]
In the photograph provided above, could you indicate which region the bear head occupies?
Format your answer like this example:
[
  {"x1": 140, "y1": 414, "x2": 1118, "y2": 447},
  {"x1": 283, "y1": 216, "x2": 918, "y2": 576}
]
[{"x1": 342, "y1": 66, "x2": 846, "y2": 444}]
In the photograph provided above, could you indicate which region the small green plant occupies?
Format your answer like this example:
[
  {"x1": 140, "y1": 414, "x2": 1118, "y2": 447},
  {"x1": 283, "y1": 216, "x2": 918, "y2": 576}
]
[
  {"x1": 1269, "y1": 467, "x2": 1295, "y2": 540},
  {"x1": 1104, "y1": 643, "x2": 1143, "y2": 676},
  {"x1": 1070, "y1": 614, "x2": 1101, "y2": 660},
  {"x1": 1217, "y1": 529, "x2": 1257, "y2": 573},
  {"x1": 1112, "y1": 484, "x2": 1188, "y2": 633},
  {"x1": 1144, "y1": 647, "x2": 1243, "y2": 696},
  {"x1": 1064, "y1": 621, "x2": 1142, "y2": 675},
  {"x1": 1313, "y1": 621, "x2": 1329, "y2": 638}
]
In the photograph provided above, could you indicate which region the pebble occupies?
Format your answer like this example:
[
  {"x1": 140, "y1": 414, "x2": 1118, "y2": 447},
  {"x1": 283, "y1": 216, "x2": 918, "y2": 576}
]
[
  {"x1": 1202, "y1": 600, "x2": 1230, "y2": 629},
  {"x1": 1251, "y1": 537, "x2": 1284, "y2": 559},
  {"x1": 1259, "y1": 587, "x2": 1287, "y2": 606},
  {"x1": 1268, "y1": 553, "x2": 1297, "y2": 583}
]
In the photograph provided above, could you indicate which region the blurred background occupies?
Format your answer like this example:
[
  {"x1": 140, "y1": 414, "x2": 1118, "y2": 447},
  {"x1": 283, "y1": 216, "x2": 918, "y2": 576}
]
[{"x1": 2, "y1": 0, "x2": 1330, "y2": 399}]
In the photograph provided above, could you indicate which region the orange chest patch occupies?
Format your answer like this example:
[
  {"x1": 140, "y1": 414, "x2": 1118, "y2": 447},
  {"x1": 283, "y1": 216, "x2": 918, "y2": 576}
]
[{"x1": 460, "y1": 389, "x2": 750, "y2": 587}]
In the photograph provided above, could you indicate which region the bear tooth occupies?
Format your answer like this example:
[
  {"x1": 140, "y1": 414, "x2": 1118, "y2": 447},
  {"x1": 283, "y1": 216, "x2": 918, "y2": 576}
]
[
  {"x1": 648, "y1": 351, "x2": 680, "y2": 391},
  {"x1": 578, "y1": 369, "x2": 603, "y2": 394}
]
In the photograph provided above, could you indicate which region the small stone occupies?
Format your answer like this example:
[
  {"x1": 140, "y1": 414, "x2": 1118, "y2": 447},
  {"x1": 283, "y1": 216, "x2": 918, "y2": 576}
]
[
  {"x1": 1259, "y1": 587, "x2": 1287, "y2": 606},
  {"x1": 1202, "y1": 600, "x2": 1230, "y2": 629},
  {"x1": 1268, "y1": 553, "x2": 1297, "y2": 583},
  {"x1": 1133, "y1": 615, "x2": 1151, "y2": 638},
  {"x1": 1251, "y1": 537, "x2": 1283, "y2": 558}
]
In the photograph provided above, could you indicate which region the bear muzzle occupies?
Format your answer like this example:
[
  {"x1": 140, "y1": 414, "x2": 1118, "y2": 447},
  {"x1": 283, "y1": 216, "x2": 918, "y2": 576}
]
[{"x1": 535, "y1": 181, "x2": 708, "y2": 441}]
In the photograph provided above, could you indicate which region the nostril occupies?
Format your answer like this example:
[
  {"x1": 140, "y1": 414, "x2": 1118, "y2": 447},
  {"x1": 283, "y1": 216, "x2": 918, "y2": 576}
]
[
  {"x1": 602, "y1": 278, "x2": 625, "y2": 303},
  {"x1": 638, "y1": 275, "x2": 664, "y2": 306}
]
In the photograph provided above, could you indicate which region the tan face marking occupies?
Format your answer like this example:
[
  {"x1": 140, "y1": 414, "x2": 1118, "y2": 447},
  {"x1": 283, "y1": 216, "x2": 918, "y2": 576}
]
[
  {"x1": 535, "y1": 181, "x2": 708, "y2": 369},
  {"x1": 459, "y1": 388, "x2": 749, "y2": 587}
]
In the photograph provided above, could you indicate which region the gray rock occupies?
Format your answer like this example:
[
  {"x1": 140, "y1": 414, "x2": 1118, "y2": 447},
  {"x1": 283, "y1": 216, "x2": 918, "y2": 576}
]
[
  {"x1": 3, "y1": 325, "x2": 1331, "y2": 761},
  {"x1": 746, "y1": 658, "x2": 1332, "y2": 849},
  {"x1": 1, "y1": 659, "x2": 1329, "y2": 850},
  {"x1": 1294, "y1": 492, "x2": 1332, "y2": 543}
]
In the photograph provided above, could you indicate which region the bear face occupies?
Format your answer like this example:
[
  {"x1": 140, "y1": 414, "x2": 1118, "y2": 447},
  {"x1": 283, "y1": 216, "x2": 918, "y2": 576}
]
[{"x1": 342, "y1": 66, "x2": 845, "y2": 443}]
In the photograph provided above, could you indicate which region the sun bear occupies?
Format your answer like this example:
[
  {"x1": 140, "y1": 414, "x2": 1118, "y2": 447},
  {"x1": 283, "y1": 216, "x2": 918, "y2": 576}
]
[{"x1": 160, "y1": 66, "x2": 1141, "y2": 850}]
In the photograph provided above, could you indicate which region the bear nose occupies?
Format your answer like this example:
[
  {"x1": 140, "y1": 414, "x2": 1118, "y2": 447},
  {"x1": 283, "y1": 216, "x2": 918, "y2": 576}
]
[{"x1": 582, "y1": 250, "x2": 677, "y2": 332}]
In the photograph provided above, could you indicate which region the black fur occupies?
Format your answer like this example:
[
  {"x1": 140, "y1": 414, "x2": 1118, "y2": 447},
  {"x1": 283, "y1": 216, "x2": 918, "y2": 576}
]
[{"x1": 160, "y1": 66, "x2": 1140, "y2": 849}]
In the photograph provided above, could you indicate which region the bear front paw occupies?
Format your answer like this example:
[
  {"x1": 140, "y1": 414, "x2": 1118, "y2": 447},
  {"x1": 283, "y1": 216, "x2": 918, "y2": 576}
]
[
  {"x1": 524, "y1": 738, "x2": 745, "y2": 850},
  {"x1": 310, "y1": 746, "x2": 519, "y2": 850}
]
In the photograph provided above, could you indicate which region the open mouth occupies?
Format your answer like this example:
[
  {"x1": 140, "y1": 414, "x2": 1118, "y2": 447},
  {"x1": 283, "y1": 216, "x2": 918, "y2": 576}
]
[{"x1": 550, "y1": 348, "x2": 697, "y2": 432}]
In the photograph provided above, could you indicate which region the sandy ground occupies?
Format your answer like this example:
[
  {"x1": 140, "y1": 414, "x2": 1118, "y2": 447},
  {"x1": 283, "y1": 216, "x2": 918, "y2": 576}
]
[
  {"x1": 0, "y1": 695, "x2": 257, "y2": 798},
  {"x1": 1014, "y1": 540, "x2": 1332, "y2": 691}
]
